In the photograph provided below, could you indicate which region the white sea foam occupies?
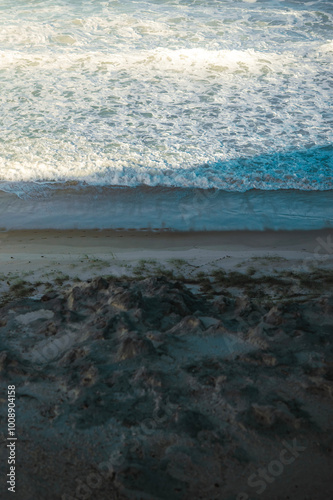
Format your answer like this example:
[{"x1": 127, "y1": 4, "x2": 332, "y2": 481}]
[{"x1": 0, "y1": 0, "x2": 332, "y2": 194}]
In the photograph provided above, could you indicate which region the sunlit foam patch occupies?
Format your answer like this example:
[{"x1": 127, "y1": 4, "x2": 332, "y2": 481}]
[
  {"x1": 0, "y1": 48, "x2": 296, "y2": 76},
  {"x1": 0, "y1": 21, "x2": 59, "y2": 46},
  {"x1": 318, "y1": 40, "x2": 333, "y2": 53}
]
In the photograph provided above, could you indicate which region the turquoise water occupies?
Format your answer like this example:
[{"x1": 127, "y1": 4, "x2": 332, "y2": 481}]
[{"x1": 0, "y1": 0, "x2": 332, "y2": 195}]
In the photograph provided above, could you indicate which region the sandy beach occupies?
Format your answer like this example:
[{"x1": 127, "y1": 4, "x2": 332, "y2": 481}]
[
  {"x1": 2, "y1": 0, "x2": 333, "y2": 497},
  {"x1": 0, "y1": 228, "x2": 332, "y2": 499}
]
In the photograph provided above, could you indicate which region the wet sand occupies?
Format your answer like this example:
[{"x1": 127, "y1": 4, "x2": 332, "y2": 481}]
[{"x1": 0, "y1": 228, "x2": 332, "y2": 277}]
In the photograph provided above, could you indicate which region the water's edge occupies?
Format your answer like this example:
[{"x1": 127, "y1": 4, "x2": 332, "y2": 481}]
[{"x1": 0, "y1": 187, "x2": 332, "y2": 231}]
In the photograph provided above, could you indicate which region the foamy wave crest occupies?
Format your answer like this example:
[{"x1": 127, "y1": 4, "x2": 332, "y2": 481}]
[
  {"x1": 0, "y1": 144, "x2": 332, "y2": 197},
  {"x1": 0, "y1": 48, "x2": 299, "y2": 77}
]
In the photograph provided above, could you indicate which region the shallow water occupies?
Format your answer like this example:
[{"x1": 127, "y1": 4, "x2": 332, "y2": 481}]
[
  {"x1": 0, "y1": 0, "x2": 332, "y2": 196},
  {"x1": 1, "y1": 187, "x2": 332, "y2": 230}
]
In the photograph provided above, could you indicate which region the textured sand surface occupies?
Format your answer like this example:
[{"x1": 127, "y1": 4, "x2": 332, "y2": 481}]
[{"x1": 0, "y1": 230, "x2": 332, "y2": 499}]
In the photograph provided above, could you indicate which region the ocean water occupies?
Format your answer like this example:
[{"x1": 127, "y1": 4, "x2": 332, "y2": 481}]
[{"x1": 0, "y1": 0, "x2": 332, "y2": 199}]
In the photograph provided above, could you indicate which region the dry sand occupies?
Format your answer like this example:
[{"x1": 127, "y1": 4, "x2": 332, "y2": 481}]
[{"x1": 0, "y1": 229, "x2": 332, "y2": 500}]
